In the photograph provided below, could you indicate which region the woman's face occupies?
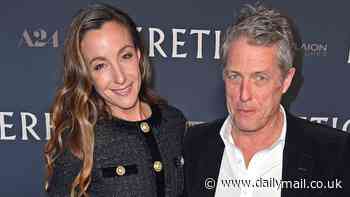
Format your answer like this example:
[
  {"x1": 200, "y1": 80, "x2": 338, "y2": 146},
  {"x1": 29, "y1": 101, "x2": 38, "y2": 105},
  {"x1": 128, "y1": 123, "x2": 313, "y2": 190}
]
[{"x1": 80, "y1": 21, "x2": 142, "y2": 116}]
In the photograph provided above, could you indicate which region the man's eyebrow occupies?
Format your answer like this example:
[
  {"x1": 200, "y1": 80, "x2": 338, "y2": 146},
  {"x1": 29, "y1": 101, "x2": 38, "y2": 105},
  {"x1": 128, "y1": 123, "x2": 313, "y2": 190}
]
[
  {"x1": 224, "y1": 69, "x2": 239, "y2": 73},
  {"x1": 253, "y1": 71, "x2": 270, "y2": 75}
]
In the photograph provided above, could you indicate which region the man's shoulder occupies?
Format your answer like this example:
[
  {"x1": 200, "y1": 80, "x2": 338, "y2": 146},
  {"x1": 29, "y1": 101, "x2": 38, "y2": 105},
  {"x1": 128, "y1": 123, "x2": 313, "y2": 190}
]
[
  {"x1": 287, "y1": 113, "x2": 349, "y2": 145},
  {"x1": 184, "y1": 118, "x2": 225, "y2": 163},
  {"x1": 185, "y1": 118, "x2": 225, "y2": 142}
]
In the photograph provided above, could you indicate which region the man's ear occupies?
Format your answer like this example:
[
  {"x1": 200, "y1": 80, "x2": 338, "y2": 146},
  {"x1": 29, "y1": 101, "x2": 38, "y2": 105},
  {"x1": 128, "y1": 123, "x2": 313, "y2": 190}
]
[{"x1": 282, "y1": 67, "x2": 296, "y2": 94}]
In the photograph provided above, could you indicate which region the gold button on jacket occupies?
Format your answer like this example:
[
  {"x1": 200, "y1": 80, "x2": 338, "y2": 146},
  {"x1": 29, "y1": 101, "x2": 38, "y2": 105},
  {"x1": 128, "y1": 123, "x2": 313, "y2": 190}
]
[
  {"x1": 153, "y1": 161, "x2": 162, "y2": 172},
  {"x1": 140, "y1": 122, "x2": 150, "y2": 133},
  {"x1": 115, "y1": 165, "x2": 126, "y2": 176}
]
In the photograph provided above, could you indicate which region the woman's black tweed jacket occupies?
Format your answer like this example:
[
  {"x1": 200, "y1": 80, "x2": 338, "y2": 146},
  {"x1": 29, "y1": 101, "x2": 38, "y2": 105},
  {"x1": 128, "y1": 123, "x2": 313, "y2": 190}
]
[{"x1": 47, "y1": 104, "x2": 186, "y2": 197}]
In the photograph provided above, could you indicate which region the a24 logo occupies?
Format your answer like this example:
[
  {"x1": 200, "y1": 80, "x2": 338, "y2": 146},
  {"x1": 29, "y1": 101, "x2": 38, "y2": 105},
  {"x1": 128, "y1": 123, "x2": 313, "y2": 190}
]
[{"x1": 18, "y1": 28, "x2": 59, "y2": 48}]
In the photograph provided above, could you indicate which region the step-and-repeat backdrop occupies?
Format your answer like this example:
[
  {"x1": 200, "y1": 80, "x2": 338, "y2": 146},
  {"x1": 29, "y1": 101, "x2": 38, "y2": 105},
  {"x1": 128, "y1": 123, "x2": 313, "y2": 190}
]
[{"x1": 1, "y1": 0, "x2": 350, "y2": 196}]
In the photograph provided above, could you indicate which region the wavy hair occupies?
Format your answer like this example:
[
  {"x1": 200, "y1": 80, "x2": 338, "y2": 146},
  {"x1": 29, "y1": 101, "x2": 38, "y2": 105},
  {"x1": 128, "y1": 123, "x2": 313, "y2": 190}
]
[{"x1": 44, "y1": 3, "x2": 164, "y2": 197}]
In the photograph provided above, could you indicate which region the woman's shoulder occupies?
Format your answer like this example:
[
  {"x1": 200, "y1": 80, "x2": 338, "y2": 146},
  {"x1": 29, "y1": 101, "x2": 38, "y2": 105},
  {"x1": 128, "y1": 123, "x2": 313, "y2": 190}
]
[
  {"x1": 51, "y1": 149, "x2": 82, "y2": 179},
  {"x1": 54, "y1": 148, "x2": 82, "y2": 167},
  {"x1": 46, "y1": 148, "x2": 82, "y2": 196}
]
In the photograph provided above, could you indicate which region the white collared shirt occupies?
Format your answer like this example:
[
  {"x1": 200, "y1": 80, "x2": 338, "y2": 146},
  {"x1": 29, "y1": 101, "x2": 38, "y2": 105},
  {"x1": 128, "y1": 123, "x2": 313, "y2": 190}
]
[{"x1": 215, "y1": 105, "x2": 287, "y2": 197}]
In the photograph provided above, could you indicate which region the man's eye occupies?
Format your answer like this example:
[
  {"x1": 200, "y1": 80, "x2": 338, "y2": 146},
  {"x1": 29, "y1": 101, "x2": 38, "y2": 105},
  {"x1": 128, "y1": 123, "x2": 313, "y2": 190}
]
[
  {"x1": 256, "y1": 75, "x2": 267, "y2": 81},
  {"x1": 94, "y1": 63, "x2": 105, "y2": 71},
  {"x1": 227, "y1": 74, "x2": 240, "y2": 80}
]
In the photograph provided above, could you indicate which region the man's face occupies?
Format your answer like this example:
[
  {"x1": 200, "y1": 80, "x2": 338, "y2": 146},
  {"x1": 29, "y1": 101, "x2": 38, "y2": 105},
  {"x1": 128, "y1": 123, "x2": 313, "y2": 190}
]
[{"x1": 224, "y1": 37, "x2": 295, "y2": 133}]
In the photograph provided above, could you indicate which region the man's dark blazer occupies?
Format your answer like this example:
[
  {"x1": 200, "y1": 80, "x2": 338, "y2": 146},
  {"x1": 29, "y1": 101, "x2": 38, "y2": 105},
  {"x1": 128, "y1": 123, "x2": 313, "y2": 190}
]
[{"x1": 184, "y1": 113, "x2": 350, "y2": 197}]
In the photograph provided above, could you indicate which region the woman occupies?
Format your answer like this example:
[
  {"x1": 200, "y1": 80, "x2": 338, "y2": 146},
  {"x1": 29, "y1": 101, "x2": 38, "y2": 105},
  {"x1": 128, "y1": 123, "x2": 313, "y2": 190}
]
[{"x1": 44, "y1": 3, "x2": 186, "y2": 197}]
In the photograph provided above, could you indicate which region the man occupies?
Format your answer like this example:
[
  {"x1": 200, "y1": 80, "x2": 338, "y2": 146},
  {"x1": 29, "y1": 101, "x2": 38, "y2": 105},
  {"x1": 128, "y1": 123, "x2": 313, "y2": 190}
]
[{"x1": 184, "y1": 4, "x2": 350, "y2": 197}]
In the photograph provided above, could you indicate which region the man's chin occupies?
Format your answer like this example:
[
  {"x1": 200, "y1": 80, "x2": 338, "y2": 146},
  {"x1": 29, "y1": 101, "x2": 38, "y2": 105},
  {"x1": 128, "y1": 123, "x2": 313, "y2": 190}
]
[
  {"x1": 234, "y1": 120, "x2": 262, "y2": 133},
  {"x1": 236, "y1": 126, "x2": 260, "y2": 132}
]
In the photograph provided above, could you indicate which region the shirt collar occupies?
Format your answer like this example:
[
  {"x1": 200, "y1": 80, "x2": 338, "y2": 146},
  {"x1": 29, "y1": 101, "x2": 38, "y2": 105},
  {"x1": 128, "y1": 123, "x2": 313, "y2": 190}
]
[{"x1": 220, "y1": 104, "x2": 287, "y2": 150}]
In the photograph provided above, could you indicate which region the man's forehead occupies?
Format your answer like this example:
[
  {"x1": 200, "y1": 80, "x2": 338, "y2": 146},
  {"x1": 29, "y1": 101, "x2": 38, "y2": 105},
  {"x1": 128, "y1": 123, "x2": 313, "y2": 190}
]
[
  {"x1": 224, "y1": 58, "x2": 281, "y2": 76},
  {"x1": 224, "y1": 67, "x2": 273, "y2": 74},
  {"x1": 226, "y1": 39, "x2": 279, "y2": 70},
  {"x1": 225, "y1": 56, "x2": 278, "y2": 71},
  {"x1": 228, "y1": 37, "x2": 278, "y2": 55}
]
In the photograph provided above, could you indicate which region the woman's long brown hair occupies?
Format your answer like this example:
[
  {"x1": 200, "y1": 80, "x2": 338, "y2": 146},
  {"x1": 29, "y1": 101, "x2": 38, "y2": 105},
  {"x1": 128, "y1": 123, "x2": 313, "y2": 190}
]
[{"x1": 44, "y1": 3, "x2": 164, "y2": 197}]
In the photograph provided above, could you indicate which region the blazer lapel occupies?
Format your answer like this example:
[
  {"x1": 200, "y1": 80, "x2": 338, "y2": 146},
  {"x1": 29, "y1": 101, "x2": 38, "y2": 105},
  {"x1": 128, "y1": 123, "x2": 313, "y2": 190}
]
[
  {"x1": 195, "y1": 121, "x2": 225, "y2": 197},
  {"x1": 281, "y1": 114, "x2": 314, "y2": 197}
]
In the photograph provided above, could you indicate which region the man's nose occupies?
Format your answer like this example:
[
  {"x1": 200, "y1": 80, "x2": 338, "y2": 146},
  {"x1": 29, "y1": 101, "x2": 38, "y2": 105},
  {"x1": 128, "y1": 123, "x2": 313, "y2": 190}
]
[{"x1": 239, "y1": 79, "x2": 252, "y2": 102}]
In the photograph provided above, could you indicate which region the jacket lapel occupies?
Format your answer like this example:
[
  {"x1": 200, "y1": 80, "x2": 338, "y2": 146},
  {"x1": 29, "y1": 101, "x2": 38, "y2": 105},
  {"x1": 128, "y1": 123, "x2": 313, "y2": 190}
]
[
  {"x1": 196, "y1": 120, "x2": 225, "y2": 197},
  {"x1": 281, "y1": 114, "x2": 314, "y2": 197}
]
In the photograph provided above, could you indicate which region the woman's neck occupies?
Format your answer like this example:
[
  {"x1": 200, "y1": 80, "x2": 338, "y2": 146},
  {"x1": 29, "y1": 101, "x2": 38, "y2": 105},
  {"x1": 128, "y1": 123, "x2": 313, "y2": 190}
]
[{"x1": 110, "y1": 101, "x2": 152, "y2": 121}]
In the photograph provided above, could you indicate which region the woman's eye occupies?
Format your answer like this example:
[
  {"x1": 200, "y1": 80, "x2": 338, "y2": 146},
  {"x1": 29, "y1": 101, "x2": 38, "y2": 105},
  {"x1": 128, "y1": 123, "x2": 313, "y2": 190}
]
[
  {"x1": 94, "y1": 63, "x2": 105, "y2": 71},
  {"x1": 122, "y1": 53, "x2": 133, "y2": 59}
]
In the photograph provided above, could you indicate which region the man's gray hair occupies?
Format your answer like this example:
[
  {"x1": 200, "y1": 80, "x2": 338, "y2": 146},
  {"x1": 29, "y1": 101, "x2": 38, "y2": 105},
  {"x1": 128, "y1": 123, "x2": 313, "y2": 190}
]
[{"x1": 221, "y1": 4, "x2": 296, "y2": 77}]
